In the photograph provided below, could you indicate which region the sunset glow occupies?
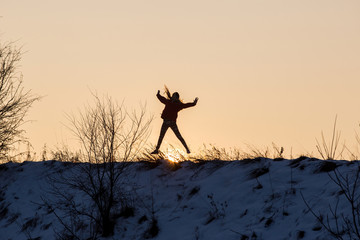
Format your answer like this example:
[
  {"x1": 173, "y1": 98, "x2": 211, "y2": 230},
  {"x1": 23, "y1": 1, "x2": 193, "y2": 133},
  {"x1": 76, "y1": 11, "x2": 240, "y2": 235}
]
[
  {"x1": 163, "y1": 148, "x2": 185, "y2": 163},
  {"x1": 2, "y1": 1, "x2": 360, "y2": 158}
]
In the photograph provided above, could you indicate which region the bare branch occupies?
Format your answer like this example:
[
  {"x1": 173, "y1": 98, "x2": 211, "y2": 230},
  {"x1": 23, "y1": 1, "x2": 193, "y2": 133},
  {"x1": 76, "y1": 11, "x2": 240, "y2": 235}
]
[
  {"x1": 50, "y1": 93, "x2": 152, "y2": 237},
  {"x1": 0, "y1": 42, "x2": 40, "y2": 160}
]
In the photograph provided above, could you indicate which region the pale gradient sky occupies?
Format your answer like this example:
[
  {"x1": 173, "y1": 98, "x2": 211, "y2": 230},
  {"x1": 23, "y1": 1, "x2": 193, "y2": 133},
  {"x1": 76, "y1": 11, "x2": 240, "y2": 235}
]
[{"x1": 1, "y1": 0, "x2": 360, "y2": 158}]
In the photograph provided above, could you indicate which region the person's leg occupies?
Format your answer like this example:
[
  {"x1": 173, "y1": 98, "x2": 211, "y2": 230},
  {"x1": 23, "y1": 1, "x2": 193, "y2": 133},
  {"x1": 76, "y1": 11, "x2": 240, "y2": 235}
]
[
  {"x1": 169, "y1": 121, "x2": 191, "y2": 153},
  {"x1": 152, "y1": 120, "x2": 170, "y2": 153}
]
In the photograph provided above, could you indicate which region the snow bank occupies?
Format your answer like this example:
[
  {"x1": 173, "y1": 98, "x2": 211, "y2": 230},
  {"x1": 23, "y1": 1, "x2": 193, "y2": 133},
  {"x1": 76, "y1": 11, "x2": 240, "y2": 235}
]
[{"x1": 0, "y1": 158, "x2": 358, "y2": 240}]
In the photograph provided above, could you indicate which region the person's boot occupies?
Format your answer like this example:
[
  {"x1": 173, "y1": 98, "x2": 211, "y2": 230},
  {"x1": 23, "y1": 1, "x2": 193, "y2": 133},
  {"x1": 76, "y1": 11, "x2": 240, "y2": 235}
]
[{"x1": 151, "y1": 149, "x2": 159, "y2": 154}]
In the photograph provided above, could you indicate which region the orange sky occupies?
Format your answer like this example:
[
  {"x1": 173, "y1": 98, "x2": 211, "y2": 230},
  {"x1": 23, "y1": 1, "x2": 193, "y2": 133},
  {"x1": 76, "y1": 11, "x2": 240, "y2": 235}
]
[{"x1": 1, "y1": 0, "x2": 360, "y2": 159}]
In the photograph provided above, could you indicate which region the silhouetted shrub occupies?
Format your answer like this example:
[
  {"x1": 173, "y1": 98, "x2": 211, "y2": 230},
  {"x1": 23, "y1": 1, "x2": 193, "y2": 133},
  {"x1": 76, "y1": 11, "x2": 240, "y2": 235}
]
[
  {"x1": 144, "y1": 217, "x2": 159, "y2": 239},
  {"x1": 21, "y1": 215, "x2": 39, "y2": 232},
  {"x1": 50, "y1": 147, "x2": 80, "y2": 163},
  {"x1": 138, "y1": 215, "x2": 148, "y2": 224},
  {"x1": 241, "y1": 234, "x2": 249, "y2": 240},
  {"x1": 240, "y1": 157, "x2": 263, "y2": 165},
  {"x1": 315, "y1": 161, "x2": 338, "y2": 173},
  {"x1": 0, "y1": 164, "x2": 8, "y2": 171},
  {"x1": 302, "y1": 164, "x2": 360, "y2": 239},
  {"x1": 41, "y1": 223, "x2": 52, "y2": 230},
  {"x1": 0, "y1": 202, "x2": 9, "y2": 219},
  {"x1": 250, "y1": 166, "x2": 269, "y2": 179},
  {"x1": 46, "y1": 94, "x2": 152, "y2": 238},
  {"x1": 189, "y1": 186, "x2": 200, "y2": 197},
  {"x1": 119, "y1": 206, "x2": 135, "y2": 219},
  {"x1": 6, "y1": 212, "x2": 20, "y2": 227},
  {"x1": 312, "y1": 226, "x2": 322, "y2": 231},
  {"x1": 297, "y1": 230, "x2": 305, "y2": 239},
  {"x1": 138, "y1": 159, "x2": 162, "y2": 170},
  {"x1": 0, "y1": 42, "x2": 39, "y2": 160},
  {"x1": 289, "y1": 157, "x2": 308, "y2": 168},
  {"x1": 205, "y1": 194, "x2": 227, "y2": 224},
  {"x1": 264, "y1": 218, "x2": 273, "y2": 228}
]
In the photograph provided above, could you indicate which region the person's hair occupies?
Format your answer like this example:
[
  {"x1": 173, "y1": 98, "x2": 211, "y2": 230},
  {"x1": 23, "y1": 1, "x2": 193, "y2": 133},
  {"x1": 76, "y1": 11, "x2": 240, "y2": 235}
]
[
  {"x1": 164, "y1": 85, "x2": 172, "y2": 99},
  {"x1": 164, "y1": 85, "x2": 183, "y2": 103}
]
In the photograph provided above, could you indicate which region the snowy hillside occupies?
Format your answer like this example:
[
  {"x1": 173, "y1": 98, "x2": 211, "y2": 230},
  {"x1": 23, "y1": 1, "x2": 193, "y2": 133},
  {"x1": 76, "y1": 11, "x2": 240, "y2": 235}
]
[{"x1": 0, "y1": 157, "x2": 359, "y2": 240}]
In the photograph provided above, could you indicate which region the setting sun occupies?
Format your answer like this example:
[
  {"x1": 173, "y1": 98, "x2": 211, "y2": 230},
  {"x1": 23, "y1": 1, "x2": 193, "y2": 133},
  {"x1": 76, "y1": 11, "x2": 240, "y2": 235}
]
[{"x1": 163, "y1": 148, "x2": 186, "y2": 163}]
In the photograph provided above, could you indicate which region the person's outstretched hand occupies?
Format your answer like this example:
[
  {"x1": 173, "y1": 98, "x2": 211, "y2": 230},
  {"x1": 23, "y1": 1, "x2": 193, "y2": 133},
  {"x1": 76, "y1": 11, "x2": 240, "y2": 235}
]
[{"x1": 194, "y1": 97, "x2": 199, "y2": 105}]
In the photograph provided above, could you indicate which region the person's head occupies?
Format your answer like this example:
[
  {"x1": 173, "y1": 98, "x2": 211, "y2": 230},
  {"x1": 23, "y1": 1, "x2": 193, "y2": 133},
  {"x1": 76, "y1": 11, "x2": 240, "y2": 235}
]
[
  {"x1": 171, "y1": 92, "x2": 180, "y2": 101},
  {"x1": 164, "y1": 85, "x2": 182, "y2": 103}
]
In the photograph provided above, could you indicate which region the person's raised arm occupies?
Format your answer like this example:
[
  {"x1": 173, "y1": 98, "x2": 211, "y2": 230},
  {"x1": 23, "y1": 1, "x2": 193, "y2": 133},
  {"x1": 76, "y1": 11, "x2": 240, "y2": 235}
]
[
  {"x1": 156, "y1": 90, "x2": 168, "y2": 104},
  {"x1": 182, "y1": 97, "x2": 199, "y2": 109}
]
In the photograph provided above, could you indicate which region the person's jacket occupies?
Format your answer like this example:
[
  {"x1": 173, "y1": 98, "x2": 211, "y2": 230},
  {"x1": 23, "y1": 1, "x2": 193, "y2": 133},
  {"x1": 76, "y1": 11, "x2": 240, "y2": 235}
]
[{"x1": 157, "y1": 93, "x2": 196, "y2": 121}]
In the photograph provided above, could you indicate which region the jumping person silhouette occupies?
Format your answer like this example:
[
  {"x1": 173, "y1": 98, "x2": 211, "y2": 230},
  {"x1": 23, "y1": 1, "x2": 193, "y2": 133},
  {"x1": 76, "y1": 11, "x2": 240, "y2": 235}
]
[{"x1": 151, "y1": 86, "x2": 198, "y2": 154}]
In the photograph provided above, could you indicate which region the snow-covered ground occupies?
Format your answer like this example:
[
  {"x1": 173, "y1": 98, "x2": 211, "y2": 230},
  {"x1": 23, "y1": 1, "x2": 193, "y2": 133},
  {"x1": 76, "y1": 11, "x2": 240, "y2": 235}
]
[{"x1": 0, "y1": 157, "x2": 359, "y2": 240}]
